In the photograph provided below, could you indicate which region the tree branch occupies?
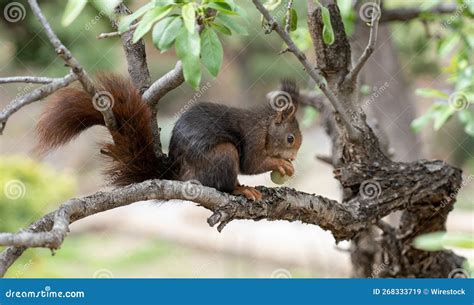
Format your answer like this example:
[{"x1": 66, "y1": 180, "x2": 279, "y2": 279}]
[
  {"x1": 110, "y1": 4, "x2": 151, "y2": 93},
  {"x1": 379, "y1": 4, "x2": 459, "y2": 23},
  {"x1": 142, "y1": 61, "x2": 185, "y2": 106},
  {"x1": 0, "y1": 73, "x2": 78, "y2": 134},
  {"x1": 252, "y1": 0, "x2": 360, "y2": 141},
  {"x1": 346, "y1": 0, "x2": 381, "y2": 83},
  {"x1": 97, "y1": 24, "x2": 138, "y2": 40},
  {"x1": 27, "y1": 0, "x2": 117, "y2": 131},
  {"x1": 0, "y1": 76, "x2": 63, "y2": 84},
  {"x1": 0, "y1": 155, "x2": 462, "y2": 277},
  {"x1": 142, "y1": 22, "x2": 204, "y2": 158}
]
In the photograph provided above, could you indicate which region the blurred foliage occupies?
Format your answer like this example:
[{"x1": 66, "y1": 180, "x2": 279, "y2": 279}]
[
  {"x1": 408, "y1": 0, "x2": 474, "y2": 137},
  {"x1": 0, "y1": 155, "x2": 75, "y2": 232},
  {"x1": 4, "y1": 233, "x2": 314, "y2": 278},
  {"x1": 0, "y1": 0, "x2": 117, "y2": 75},
  {"x1": 414, "y1": 231, "x2": 474, "y2": 278}
]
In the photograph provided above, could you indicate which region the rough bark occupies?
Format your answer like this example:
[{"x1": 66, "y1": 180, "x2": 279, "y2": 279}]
[
  {"x1": 303, "y1": 0, "x2": 465, "y2": 278},
  {"x1": 0, "y1": 0, "x2": 467, "y2": 279}
]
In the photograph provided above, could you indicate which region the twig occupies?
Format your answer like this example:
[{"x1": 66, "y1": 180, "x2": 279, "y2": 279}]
[
  {"x1": 284, "y1": 0, "x2": 294, "y2": 33},
  {"x1": 346, "y1": 0, "x2": 381, "y2": 83},
  {"x1": 0, "y1": 73, "x2": 78, "y2": 134},
  {"x1": 0, "y1": 76, "x2": 62, "y2": 84},
  {"x1": 97, "y1": 24, "x2": 138, "y2": 40},
  {"x1": 316, "y1": 154, "x2": 333, "y2": 165},
  {"x1": 27, "y1": 0, "x2": 117, "y2": 131},
  {"x1": 252, "y1": 0, "x2": 360, "y2": 141}
]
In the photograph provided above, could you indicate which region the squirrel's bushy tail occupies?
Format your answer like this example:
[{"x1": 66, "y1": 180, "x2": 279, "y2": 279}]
[{"x1": 36, "y1": 74, "x2": 168, "y2": 186}]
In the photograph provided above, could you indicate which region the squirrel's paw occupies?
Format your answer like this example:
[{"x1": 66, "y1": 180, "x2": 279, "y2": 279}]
[
  {"x1": 276, "y1": 159, "x2": 294, "y2": 177},
  {"x1": 233, "y1": 185, "x2": 262, "y2": 201}
]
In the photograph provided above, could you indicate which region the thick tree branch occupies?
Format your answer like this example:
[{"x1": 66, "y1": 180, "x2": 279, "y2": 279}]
[
  {"x1": 346, "y1": 0, "x2": 381, "y2": 83},
  {"x1": 27, "y1": 0, "x2": 117, "y2": 131},
  {"x1": 252, "y1": 0, "x2": 360, "y2": 141},
  {"x1": 0, "y1": 155, "x2": 462, "y2": 277},
  {"x1": 0, "y1": 73, "x2": 77, "y2": 134},
  {"x1": 0, "y1": 76, "x2": 62, "y2": 84},
  {"x1": 110, "y1": 4, "x2": 151, "y2": 93}
]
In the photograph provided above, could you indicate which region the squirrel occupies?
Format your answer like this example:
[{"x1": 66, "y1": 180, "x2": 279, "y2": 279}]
[{"x1": 35, "y1": 74, "x2": 302, "y2": 201}]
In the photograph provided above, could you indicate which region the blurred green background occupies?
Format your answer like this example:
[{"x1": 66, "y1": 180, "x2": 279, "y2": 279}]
[{"x1": 0, "y1": 0, "x2": 472, "y2": 278}]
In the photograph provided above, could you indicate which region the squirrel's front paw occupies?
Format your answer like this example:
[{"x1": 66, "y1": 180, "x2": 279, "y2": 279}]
[
  {"x1": 233, "y1": 185, "x2": 262, "y2": 201},
  {"x1": 276, "y1": 159, "x2": 294, "y2": 177}
]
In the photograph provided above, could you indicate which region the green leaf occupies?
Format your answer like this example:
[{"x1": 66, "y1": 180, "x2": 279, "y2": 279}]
[
  {"x1": 413, "y1": 232, "x2": 445, "y2": 252},
  {"x1": 290, "y1": 28, "x2": 312, "y2": 51},
  {"x1": 153, "y1": 16, "x2": 183, "y2": 52},
  {"x1": 216, "y1": 14, "x2": 248, "y2": 35},
  {"x1": 182, "y1": 3, "x2": 196, "y2": 33},
  {"x1": 175, "y1": 27, "x2": 201, "y2": 89},
  {"x1": 433, "y1": 104, "x2": 455, "y2": 130},
  {"x1": 263, "y1": 0, "x2": 281, "y2": 11},
  {"x1": 201, "y1": 27, "x2": 223, "y2": 77},
  {"x1": 464, "y1": 121, "x2": 474, "y2": 136},
  {"x1": 321, "y1": 6, "x2": 334, "y2": 45},
  {"x1": 443, "y1": 233, "x2": 474, "y2": 249},
  {"x1": 154, "y1": 0, "x2": 175, "y2": 6},
  {"x1": 207, "y1": 2, "x2": 238, "y2": 15},
  {"x1": 91, "y1": 0, "x2": 122, "y2": 16},
  {"x1": 415, "y1": 88, "x2": 449, "y2": 99},
  {"x1": 438, "y1": 35, "x2": 460, "y2": 57},
  {"x1": 211, "y1": 23, "x2": 232, "y2": 35},
  {"x1": 118, "y1": 2, "x2": 154, "y2": 33},
  {"x1": 411, "y1": 112, "x2": 433, "y2": 133},
  {"x1": 62, "y1": 0, "x2": 87, "y2": 27},
  {"x1": 289, "y1": 8, "x2": 298, "y2": 32},
  {"x1": 133, "y1": 6, "x2": 173, "y2": 43}
]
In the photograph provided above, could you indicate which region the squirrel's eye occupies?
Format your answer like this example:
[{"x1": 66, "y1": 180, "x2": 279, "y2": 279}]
[{"x1": 287, "y1": 134, "x2": 295, "y2": 144}]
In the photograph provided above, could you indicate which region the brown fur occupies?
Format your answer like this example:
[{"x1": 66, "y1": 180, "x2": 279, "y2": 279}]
[
  {"x1": 35, "y1": 74, "x2": 166, "y2": 186},
  {"x1": 36, "y1": 75, "x2": 302, "y2": 200}
]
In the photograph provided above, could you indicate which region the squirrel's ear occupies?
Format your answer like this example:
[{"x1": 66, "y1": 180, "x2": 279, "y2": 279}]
[
  {"x1": 274, "y1": 110, "x2": 284, "y2": 124},
  {"x1": 283, "y1": 102, "x2": 297, "y2": 119}
]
